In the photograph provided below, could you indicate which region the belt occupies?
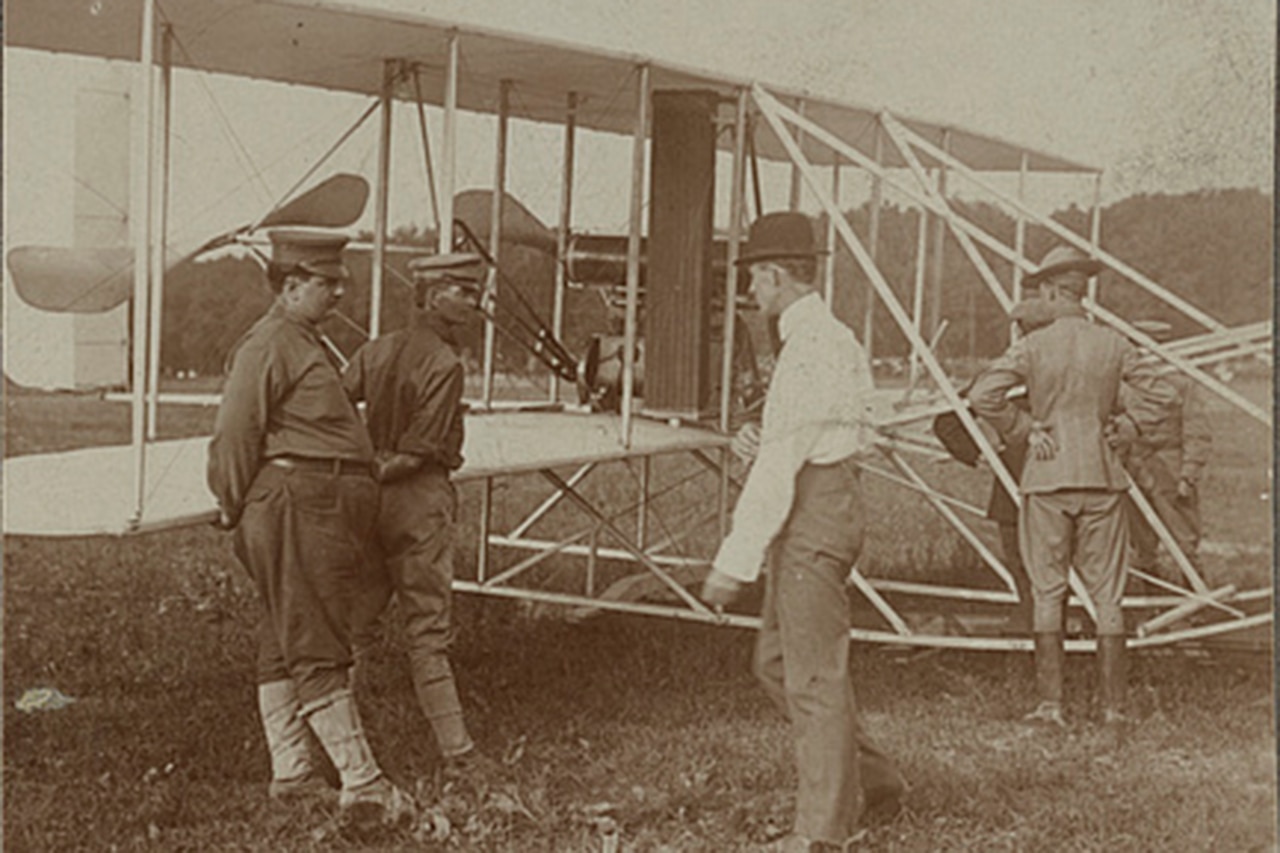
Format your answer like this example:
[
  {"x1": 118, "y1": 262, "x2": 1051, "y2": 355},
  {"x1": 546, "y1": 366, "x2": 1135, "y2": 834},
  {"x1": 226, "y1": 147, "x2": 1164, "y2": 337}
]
[{"x1": 269, "y1": 456, "x2": 372, "y2": 477}]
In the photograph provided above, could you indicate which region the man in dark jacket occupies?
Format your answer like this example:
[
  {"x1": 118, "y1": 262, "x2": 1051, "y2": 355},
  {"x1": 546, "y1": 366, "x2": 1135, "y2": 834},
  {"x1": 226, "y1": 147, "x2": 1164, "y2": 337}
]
[
  {"x1": 933, "y1": 297, "x2": 1061, "y2": 636},
  {"x1": 208, "y1": 228, "x2": 413, "y2": 823},
  {"x1": 345, "y1": 252, "x2": 482, "y2": 769}
]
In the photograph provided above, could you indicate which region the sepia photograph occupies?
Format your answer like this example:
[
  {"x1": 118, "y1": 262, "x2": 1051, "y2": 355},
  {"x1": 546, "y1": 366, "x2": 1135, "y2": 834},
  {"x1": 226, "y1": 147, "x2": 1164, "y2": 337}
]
[{"x1": 3, "y1": 1, "x2": 1274, "y2": 849}]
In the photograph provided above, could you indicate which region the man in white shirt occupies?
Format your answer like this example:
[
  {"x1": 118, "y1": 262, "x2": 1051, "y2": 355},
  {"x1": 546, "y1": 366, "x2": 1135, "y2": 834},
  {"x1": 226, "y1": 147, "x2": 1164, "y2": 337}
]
[{"x1": 701, "y1": 212, "x2": 903, "y2": 852}]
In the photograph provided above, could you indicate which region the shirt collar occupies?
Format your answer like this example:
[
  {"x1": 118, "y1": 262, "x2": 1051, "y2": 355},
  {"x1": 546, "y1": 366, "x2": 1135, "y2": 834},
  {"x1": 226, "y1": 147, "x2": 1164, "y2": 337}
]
[
  {"x1": 270, "y1": 300, "x2": 320, "y2": 340},
  {"x1": 1054, "y1": 301, "x2": 1088, "y2": 321},
  {"x1": 778, "y1": 291, "x2": 824, "y2": 343},
  {"x1": 416, "y1": 310, "x2": 461, "y2": 348}
]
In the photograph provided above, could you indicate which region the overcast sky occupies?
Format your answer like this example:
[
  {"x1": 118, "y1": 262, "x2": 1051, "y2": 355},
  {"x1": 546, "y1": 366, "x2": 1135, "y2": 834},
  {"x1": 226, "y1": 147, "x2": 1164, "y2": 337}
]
[
  {"x1": 6, "y1": 0, "x2": 1273, "y2": 241},
  {"x1": 389, "y1": 0, "x2": 1275, "y2": 198}
]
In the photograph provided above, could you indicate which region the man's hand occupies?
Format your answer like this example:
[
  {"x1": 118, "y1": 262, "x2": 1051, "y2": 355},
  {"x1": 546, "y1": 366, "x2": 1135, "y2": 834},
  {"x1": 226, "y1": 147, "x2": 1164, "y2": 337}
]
[
  {"x1": 1104, "y1": 414, "x2": 1139, "y2": 451},
  {"x1": 701, "y1": 568, "x2": 744, "y2": 610},
  {"x1": 212, "y1": 509, "x2": 236, "y2": 531},
  {"x1": 731, "y1": 422, "x2": 762, "y2": 464},
  {"x1": 374, "y1": 451, "x2": 424, "y2": 483},
  {"x1": 1176, "y1": 478, "x2": 1196, "y2": 501},
  {"x1": 1027, "y1": 422, "x2": 1058, "y2": 461}
]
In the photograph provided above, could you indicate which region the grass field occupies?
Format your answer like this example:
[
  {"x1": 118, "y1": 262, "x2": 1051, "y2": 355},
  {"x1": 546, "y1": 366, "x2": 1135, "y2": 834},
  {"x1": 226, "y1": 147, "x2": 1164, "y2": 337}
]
[{"x1": 4, "y1": 381, "x2": 1275, "y2": 851}]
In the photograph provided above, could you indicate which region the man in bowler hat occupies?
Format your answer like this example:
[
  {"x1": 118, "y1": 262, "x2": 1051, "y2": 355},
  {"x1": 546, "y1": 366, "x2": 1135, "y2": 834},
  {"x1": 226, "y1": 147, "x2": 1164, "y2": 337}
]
[{"x1": 701, "y1": 212, "x2": 904, "y2": 851}]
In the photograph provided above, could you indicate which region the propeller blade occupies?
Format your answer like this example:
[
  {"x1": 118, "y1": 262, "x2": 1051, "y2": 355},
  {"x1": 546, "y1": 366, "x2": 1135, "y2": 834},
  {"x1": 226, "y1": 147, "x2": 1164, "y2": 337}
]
[
  {"x1": 259, "y1": 173, "x2": 370, "y2": 229},
  {"x1": 7, "y1": 246, "x2": 135, "y2": 313},
  {"x1": 453, "y1": 189, "x2": 556, "y2": 254},
  {"x1": 9, "y1": 174, "x2": 370, "y2": 314}
]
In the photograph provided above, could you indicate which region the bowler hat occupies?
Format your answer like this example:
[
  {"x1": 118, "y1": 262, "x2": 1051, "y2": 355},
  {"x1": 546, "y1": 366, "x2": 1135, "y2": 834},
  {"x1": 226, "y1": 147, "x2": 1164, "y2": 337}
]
[
  {"x1": 1023, "y1": 245, "x2": 1104, "y2": 289},
  {"x1": 408, "y1": 252, "x2": 485, "y2": 283},
  {"x1": 268, "y1": 228, "x2": 350, "y2": 279},
  {"x1": 735, "y1": 212, "x2": 827, "y2": 266}
]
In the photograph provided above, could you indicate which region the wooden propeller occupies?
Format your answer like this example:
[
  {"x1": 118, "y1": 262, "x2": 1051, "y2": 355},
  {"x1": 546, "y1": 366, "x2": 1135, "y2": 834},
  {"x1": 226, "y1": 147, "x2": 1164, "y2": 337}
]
[{"x1": 7, "y1": 173, "x2": 370, "y2": 313}]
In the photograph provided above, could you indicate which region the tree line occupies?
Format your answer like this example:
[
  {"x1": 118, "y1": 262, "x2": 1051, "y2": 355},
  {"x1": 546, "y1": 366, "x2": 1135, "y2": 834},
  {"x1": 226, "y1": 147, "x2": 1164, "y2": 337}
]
[{"x1": 160, "y1": 188, "x2": 1271, "y2": 376}]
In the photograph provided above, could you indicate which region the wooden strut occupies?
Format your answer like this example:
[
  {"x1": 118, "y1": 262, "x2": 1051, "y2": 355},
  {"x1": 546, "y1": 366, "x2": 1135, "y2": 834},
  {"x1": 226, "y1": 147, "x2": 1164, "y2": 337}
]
[
  {"x1": 752, "y1": 88, "x2": 1260, "y2": 636},
  {"x1": 129, "y1": 0, "x2": 158, "y2": 529},
  {"x1": 538, "y1": 468, "x2": 712, "y2": 614},
  {"x1": 447, "y1": 581, "x2": 1272, "y2": 652},
  {"x1": 876, "y1": 119, "x2": 1217, "y2": 602},
  {"x1": 880, "y1": 113, "x2": 1267, "y2": 425},
  {"x1": 750, "y1": 85, "x2": 1101, "y2": 627},
  {"x1": 750, "y1": 95, "x2": 1266, "y2": 425},
  {"x1": 619, "y1": 63, "x2": 650, "y2": 448}
]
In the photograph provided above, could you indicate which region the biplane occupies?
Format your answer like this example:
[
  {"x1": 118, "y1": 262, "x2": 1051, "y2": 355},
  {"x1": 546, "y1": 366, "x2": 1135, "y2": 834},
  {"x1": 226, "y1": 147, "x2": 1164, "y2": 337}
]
[{"x1": 4, "y1": 0, "x2": 1272, "y2": 655}]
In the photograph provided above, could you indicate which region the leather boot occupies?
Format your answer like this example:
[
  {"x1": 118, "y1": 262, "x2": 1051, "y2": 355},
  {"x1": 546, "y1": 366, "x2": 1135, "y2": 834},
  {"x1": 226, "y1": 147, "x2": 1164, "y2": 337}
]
[
  {"x1": 412, "y1": 657, "x2": 475, "y2": 759},
  {"x1": 1023, "y1": 632, "x2": 1066, "y2": 728},
  {"x1": 303, "y1": 689, "x2": 415, "y2": 826},
  {"x1": 258, "y1": 680, "x2": 334, "y2": 802},
  {"x1": 1097, "y1": 634, "x2": 1128, "y2": 748}
]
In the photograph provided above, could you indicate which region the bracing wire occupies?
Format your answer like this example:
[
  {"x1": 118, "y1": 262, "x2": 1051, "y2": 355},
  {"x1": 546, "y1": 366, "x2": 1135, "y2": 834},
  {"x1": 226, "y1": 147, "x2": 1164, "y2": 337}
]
[
  {"x1": 411, "y1": 67, "x2": 441, "y2": 233},
  {"x1": 248, "y1": 98, "x2": 382, "y2": 232},
  {"x1": 166, "y1": 28, "x2": 274, "y2": 206},
  {"x1": 452, "y1": 218, "x2": 578, "y2": 382},
  {"x1": 561, "y1": 67, "x2": 639, "y2": 235}
]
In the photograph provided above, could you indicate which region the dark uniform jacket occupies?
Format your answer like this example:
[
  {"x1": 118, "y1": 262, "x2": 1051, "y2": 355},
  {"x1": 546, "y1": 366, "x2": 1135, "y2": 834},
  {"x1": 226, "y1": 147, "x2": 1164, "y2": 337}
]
[
  {"x1": 342, "y1": 312, "x2": 467, "y2": 472},
  {"x1": 208, "y1": 303, "x2": 373, "y2": 524}
]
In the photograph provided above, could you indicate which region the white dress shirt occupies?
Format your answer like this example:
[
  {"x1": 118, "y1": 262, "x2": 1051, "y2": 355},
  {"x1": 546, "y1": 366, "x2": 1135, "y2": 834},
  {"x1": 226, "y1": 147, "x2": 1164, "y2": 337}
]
[{"x1": 713, "y1": 291, "x2": 877, "y2": 584}]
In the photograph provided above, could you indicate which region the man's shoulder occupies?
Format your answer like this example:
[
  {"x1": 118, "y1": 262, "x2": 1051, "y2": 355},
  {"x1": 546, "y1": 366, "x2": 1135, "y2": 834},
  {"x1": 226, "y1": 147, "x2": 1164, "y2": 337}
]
[
  {"x1": 358, "y1": 329, "x2": 406, "y2": 357},
  {"x1": 800, "y1": 308, "x2": 859, "y2": 346},
  {"x1": 787, "y1": 314, "x2": 861, "y2": 361},
  {"x1": 231, "y1": 313, "x2": 291, "y2": 361},
  {"x1": 1034, "y1": 315, "x2": 1126, "y2": 350}
]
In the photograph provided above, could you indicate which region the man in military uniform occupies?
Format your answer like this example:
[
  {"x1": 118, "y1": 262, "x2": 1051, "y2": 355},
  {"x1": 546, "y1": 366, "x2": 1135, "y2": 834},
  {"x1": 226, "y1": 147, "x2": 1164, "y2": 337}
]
[
  {"x1": 1121, "y1": 320, "x2": 1211, "y2": 581},
  {"x1": 700, "y1": 212, "x2": 903, "y2": 852},
  {"x1": 933, "y1": 297, "x2": 1062, "y2": 636},
  {"x1": 969, "y1": 245, "x2": 1174, "y2": 736},
  {"x1": 345, "y1": 253, "x2": 482, "y2": 771},
  {"x1": 208, "y1": 228, "x2": 413, "y2": 823}
]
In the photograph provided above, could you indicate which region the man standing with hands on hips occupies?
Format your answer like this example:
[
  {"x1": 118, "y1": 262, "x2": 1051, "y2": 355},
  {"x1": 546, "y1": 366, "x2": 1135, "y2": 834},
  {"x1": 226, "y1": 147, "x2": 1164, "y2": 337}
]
[
  {"x1": 969, "y1": 245, "x2": 1175, "y2": 738},
  {"x1": 701, "y1": 212, "x2": 904, "y2": 852},
  {"x1": 207, "y1": 228, "x2": 414, "y2": 825}
]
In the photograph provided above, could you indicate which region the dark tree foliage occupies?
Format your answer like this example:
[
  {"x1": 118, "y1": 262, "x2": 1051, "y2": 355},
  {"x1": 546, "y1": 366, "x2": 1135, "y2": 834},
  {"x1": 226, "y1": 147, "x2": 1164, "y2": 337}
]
[
  {"x1": 824, "y1": 188, "x2": 1272, "y2": 359},
  {"x1": 161, "y1": 231, "x2": 608, "y2": 377},
  {"x1": 161, "y1": 190, "x2": 1270, "y2": 374}
]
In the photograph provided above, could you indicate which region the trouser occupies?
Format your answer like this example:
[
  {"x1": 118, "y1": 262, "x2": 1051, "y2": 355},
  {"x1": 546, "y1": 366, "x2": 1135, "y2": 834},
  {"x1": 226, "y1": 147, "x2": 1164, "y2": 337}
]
[
  {"x1": 754, "y1": 459, "x2": 901, "y2": 845},
  {"x1": 998, "y1": 521, "x2": 1033, "y2": 632},
  {"x1": 234, "y1": 463, "x2": 379, "y2": 706},
  {"x1": 1125, "y1": 453, "x2": 1200, "y2": 573},
  {"x1": 1020, "y1": 489, "x2": 1128, "y2": 636},
  {"x1": 354, "y1": 469, "x2": 473, "y2": 757}
]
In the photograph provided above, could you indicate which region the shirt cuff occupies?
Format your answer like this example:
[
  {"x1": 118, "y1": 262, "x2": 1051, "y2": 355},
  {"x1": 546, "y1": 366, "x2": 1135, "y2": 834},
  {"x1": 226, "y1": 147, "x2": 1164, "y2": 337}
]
[{"x1": 713, "y1": 533, "x2": 765, "y2": 584}]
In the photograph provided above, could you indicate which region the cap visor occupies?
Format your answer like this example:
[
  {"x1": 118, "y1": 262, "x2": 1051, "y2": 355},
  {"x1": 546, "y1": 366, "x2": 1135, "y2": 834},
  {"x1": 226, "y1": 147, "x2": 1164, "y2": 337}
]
[
  {"x1": 299, "y1": 260, "x2": 350, "y2": 279},
  {"x1": 733, "y1": 249, "x2": 830, "y2": 266},
  {"x1": 1026, "y1": 259, "x2": 1104, "y2": 285}
]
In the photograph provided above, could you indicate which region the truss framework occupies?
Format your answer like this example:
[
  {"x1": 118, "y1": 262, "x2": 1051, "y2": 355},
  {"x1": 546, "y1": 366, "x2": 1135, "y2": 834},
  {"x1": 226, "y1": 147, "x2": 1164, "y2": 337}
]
[
  {"x1": 22, "y1": 2, "x2": 1265, "y2": 652},
  {"x1": 455, "y1": 83, "x2": 1273, "y2": 653}
]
